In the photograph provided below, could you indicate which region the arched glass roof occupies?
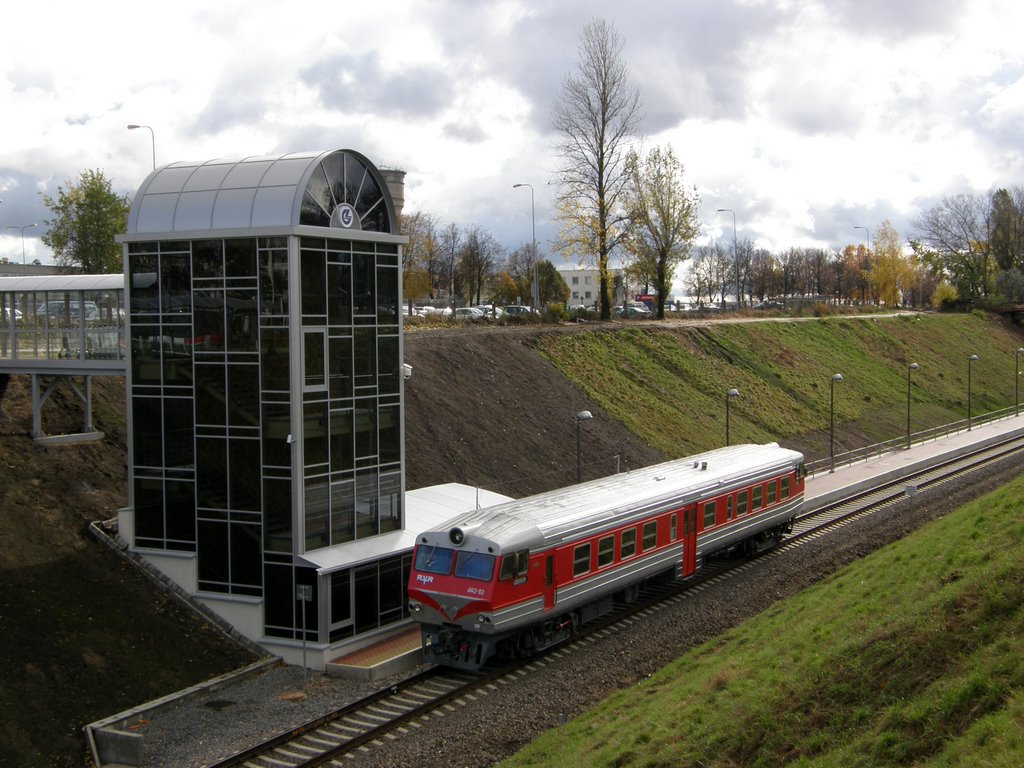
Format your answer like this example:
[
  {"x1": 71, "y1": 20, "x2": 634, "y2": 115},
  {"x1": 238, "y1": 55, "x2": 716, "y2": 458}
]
[{"x1": 126, "y1": 149, "x2": 396, "y2": 236}]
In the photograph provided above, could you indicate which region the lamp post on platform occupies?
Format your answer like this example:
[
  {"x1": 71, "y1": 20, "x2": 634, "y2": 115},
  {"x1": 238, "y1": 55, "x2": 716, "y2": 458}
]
[
  {"x1": 1016, "y1": 348, "x2": 1024, "y2": 417},
  {"x1": 725, "y1": 388, "x2": 739, "y2": 446},
  {"x1": 967, "y1": 354, "x2": 979, "y2": 430},
  {"x1": 830, "y1": 373, "x2": 843, "y2": 473},
  {"x1": 575, "y1": 410, "x2": 593, "y2": 484},
  {"x1": 906, "y1": 363, "x2": 919, "y2": 449}
]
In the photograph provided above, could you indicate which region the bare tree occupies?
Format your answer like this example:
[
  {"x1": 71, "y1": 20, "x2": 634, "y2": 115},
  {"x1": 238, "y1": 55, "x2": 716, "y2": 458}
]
[
  {"x1": 435, "y1": 223, "x2": 462, "y2": 305},
  {"x1": 552, "y1": 18, "x2": 643, "y2": 320},
  {"x1": 912, "y1": 192, "x2": 992, "y2": 300},
  {"x1": 456, "y1": 226, "x2": 503, "y2": 305}
]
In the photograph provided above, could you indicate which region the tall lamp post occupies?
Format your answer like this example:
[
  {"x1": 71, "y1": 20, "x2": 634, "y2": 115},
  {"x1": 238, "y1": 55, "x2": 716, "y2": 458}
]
[
  {"x1": 967, "y1": 354, "x2": 979, "y2": 430},
  {"x1": 906, "y1": 363, "x2": 919, "y2": 450},
  {"x1": 575, "y1": 410, "x2": 593, "y2": 483},
  {"x1": 1016, "y1": 348, "x2": 1024, "y2": 417},
  {"x1": 6, "y1": 223, "x2": 37, "y2": 273},
  {"x1": 512, "y1": 183, "x2": 539, "y2": 309},
  {"x1": 725, "y1": 388, "x2": 739, "y2": 446},
  {"x1": 717, "y1": 208, "x2": 739, "y2": 308},
  {"x1": 830, "y1": 373, "x2": 843, "y2": 473},
  {"x1": 127, "y1": 124, "x2": 156, "y2": 170}
]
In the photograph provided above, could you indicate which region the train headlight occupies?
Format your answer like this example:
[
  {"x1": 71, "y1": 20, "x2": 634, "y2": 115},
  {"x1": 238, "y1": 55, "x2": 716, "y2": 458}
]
[
  {"x1": 478, "y1": 614, "x2": 492, "y2": 623},
  {"x1": 409, "y1": 601, "x2": 422, "y2": 613}
]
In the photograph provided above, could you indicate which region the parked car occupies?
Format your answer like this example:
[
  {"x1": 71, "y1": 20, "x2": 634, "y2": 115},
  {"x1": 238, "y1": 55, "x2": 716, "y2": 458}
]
[
  {"x1": 503, "y1": 305, "x2": 537, "y2": 317},
  {"x1": 474, "y1": 305, "x2": 503, "y2": 319},
  {"x1": 35, "y1": 300, "x2": 100, "y2": 322},
  {"x1": 614, "y1": 303, "x2": 653, "y2": 318},
  {"x1": 454, "y1": 307, "x2": 485, "y2": 321},
  {"x1": 1, "y1": 307, "x2": 23, "y2": 324}
]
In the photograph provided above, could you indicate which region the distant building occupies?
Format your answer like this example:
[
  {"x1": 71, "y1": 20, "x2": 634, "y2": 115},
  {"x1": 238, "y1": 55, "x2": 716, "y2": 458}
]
[{"x1": 557, "y1": 263, "x2": 630, "y2": 307}]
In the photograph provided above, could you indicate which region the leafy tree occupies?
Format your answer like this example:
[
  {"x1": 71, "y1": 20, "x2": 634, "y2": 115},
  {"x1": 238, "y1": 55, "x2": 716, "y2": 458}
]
[
  {"x1": 622, "y1": 145, "x2": 700, "y2": 318},
  {"x1": 42, "y1": 169, "x2": 131, "y2": 273},
  {"x1": 990, "y1": 187, "x2": 1024, "y2": 272},
  {"x1": 537, "y1": 260, "x2": 570, "y2": 306},
  {"x1": 552, "y1": 18, "x2": 643, "y2": 320}
]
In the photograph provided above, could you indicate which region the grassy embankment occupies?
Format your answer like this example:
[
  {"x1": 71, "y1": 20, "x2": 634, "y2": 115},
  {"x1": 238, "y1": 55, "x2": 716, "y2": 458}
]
[
  {"x1": 499, "y1": 467, "x2": 1024, "y2": 767},
  {"x1": 535, "y1": 313, "x2": 1024, "y2": 460}
]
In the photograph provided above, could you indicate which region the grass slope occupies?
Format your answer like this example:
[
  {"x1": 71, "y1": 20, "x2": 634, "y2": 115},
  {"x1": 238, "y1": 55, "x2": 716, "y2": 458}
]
[
  {"x1": 534, "y1": 313, "x2": 1023, "y2": 458},
  {"x1": 499, "y1": 473, "x2": 1024, "y2": 768}
]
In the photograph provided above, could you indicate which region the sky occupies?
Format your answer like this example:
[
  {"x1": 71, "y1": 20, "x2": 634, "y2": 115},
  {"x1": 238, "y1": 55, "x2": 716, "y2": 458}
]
[{"x1": 1, "y1": 0, "x2": 1023, "y2": 276}]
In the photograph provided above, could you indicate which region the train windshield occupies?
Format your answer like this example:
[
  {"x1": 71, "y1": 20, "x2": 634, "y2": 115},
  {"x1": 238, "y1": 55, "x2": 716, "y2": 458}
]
[
  {"x1": 415, "y1": 545, "x2": 455, "y2": 575},
  {"x1": 454, "y1": 551, "x2": 495, "y2": 581}
]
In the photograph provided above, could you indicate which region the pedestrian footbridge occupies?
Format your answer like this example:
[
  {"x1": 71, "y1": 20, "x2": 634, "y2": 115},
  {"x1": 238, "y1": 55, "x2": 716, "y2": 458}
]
[{"x1": 0, "y1": 273, "x2": 125, "y2": 443}]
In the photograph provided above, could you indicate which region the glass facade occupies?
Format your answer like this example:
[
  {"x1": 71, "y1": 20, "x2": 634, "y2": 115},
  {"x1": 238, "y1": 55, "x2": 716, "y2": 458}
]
[{"x1": 127, "y1": 232, "x2": 406, "y2": 645}]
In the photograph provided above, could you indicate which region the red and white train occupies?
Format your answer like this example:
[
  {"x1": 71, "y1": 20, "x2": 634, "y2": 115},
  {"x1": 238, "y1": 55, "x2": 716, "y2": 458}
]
[{"x1": 407, "y1": 443, "x2": 806, "y2": 670}]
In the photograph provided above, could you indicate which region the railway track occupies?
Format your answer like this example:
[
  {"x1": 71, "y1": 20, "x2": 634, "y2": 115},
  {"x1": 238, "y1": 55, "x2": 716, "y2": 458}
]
[{"x1": 205, "y1": 433, "x2": 1024, "y2": 768}]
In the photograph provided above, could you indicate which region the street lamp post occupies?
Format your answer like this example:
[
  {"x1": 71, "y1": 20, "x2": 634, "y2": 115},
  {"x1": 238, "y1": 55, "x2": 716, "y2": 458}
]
[
  {"x1": 575, "y1": 410, "x2": 593, "y2": 484},
  {"x1": 967, "y1": 354, "x2": 979, "y2": 430},
  {"x1": 906, "y1": 363, "x2": 919, "y2": 450},
  {"x1": 830, "y1": 373, "x2": 843, "y2": 473},
  {"x1": 5, "y1": 223, "x2": 37, "y2": 273},
  {"x1": 512, "y1": 183, "x2": 539, "y2": 309},
  {"x1": 127, "y1": 124, "x2": 156, "y2": 170},
  {"x1": 1016, "y1": 348, "x2": 1024, "y2": 417},
  {"x1": 717, "y1": 208, "x2": 739, "y2": 309},
  {"x1": 725, "y1": 388, "x2": 739, "y2": 446}
]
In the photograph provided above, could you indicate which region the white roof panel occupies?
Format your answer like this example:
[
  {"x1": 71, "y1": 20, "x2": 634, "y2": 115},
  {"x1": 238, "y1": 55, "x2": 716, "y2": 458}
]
[{"x1": 299, "y1": 483, "x2": 515, "y2": 575}]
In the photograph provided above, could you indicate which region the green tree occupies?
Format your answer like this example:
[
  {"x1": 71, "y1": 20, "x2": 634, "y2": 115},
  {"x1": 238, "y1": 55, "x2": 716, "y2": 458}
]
[
  {"x1": 537, "y1": 260, "x2": 570, "y2": 306},
  {"x1": 623, "y1": 145, "x2": 700, "y2": 318},
  {"x1": 552, "y1": 18, "x2": 643, "y2": 321},
  {"x1": 41, "y1": 169, "x2": 131, "y2": 273}
]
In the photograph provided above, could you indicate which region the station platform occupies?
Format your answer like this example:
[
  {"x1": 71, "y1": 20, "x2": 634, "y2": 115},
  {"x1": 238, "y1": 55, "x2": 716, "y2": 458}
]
[
  {"x1": 325, "y1": 625, "x2": 424, "y2": 681},
  {"x1": 805, "y1": 413, "x2": 1024, "y2": 510}
]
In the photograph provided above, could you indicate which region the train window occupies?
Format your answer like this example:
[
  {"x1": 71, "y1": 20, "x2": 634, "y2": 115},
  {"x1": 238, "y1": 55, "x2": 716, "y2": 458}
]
[
  {"x1": 597, "y1": 536, "x2": 614, "y2": 567},
  {"x1": 573, "y1": 543, "x2": 591, "y2": 577},
  {"x1": 642, "y1": 521, "x2": 658, "y2": 551},
  {"x1": 414, "y1": 545, "x2": 454, "y2": 575},
  {"x1": 781, "y1": 477, "x2": 791, "y2": 498},
  {"x1": 498, "y1": 549, "x2": 530, "y2": 581},
  {"x1": 670, "y1": 514, "x2": 677, "y2": 541},
  {"x1": 621, "y1": 528, "x2": 637, "y2": 559},
  {"x1": 726, "y1": 495, "x2": 734, "y2": 521},
  {"x1": 703, "y1": 500, "x2": 717, "y2": 529},
  {"x1": 454, "y1": 551, "x2": 495, "y2": 581},
  {"x1": 752, "y1": 486, "x2": 763, "y2": 511},
  {"x1": 767, "y1": 481, "x2": 777, "y2": 505},
  {"x1": 737, "y1": 491, "x2": 749, "y2": 515}
]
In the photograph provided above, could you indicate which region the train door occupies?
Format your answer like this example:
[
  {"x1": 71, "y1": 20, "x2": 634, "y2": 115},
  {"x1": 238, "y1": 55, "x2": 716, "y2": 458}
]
[
  {"x1": 543, "y1": 553, "x2": 555, "y2": 610},
  {"x1": 681, "y1": 505, "x2": 698, "y2": 577}
]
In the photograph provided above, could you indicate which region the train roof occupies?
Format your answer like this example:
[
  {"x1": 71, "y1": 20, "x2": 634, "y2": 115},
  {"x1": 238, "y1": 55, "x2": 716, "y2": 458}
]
[{"x1": 416, "y1": 443, "x2": 804, "y2": 555}]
